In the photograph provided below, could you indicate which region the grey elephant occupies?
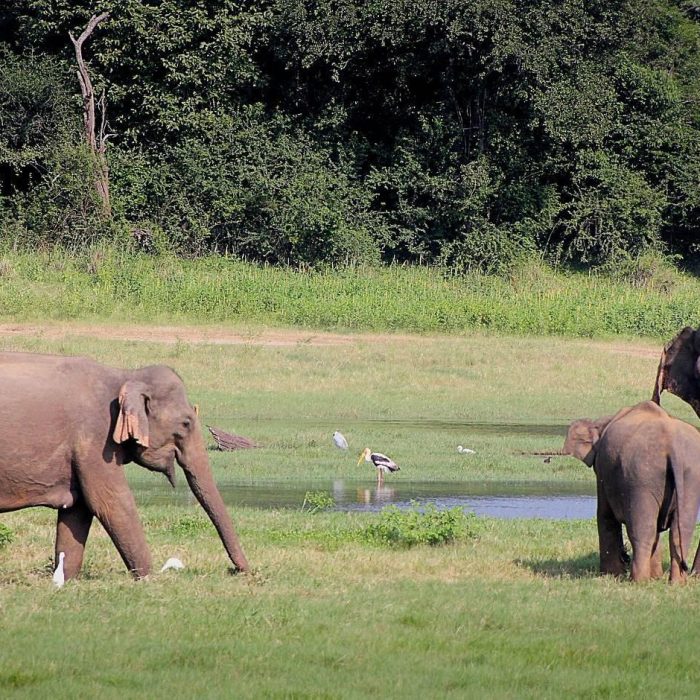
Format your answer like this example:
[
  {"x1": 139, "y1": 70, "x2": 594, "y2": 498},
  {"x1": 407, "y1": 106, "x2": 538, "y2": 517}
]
[
  {"x1": 564, "y1": 400, "x2": 700, "y2": 582},
  {"x1": 0, "y1": 351, "x2": 249, "y2": 580},
  {"x1": 653, "y1": 325, "x2": 700, "y2": 416}
]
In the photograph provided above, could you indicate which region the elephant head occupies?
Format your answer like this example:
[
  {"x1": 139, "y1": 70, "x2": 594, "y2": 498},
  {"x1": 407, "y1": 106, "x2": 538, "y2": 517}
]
[
  {"x1": 112, "y1": 365, "x2": 250, "y2": 573},
  {"x1": 652, "y1": 326, "x2": 700, "y2": 417},
  {"x1": 563, "y1": 416, "x2": 614, "y2": 467}
]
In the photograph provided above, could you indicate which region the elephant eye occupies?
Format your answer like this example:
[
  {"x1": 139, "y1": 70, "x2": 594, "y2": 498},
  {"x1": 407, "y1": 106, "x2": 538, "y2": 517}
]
[{"x1": 182, "y1": 419, "x2": 192, "y2": 430}]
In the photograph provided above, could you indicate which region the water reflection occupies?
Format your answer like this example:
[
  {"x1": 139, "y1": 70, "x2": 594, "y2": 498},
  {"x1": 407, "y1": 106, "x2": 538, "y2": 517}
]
[
  {"x1": 355, "y1": 484, "x2": 397, "y2": 506},
  {"x1": 132, "y1": 478, "x2": 597, "y2": 520}
]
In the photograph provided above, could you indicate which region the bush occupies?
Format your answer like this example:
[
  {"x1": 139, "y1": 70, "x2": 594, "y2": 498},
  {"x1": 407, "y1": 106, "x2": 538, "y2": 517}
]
[
  {"x1": 597, "y1": 250, "x2": 681, "y2": 294},
  {"x1": 362, "y1": 503, "x2": 479, "y2": 547},
  {"x1": 111, "y1": 109, "x2": 384, "y2": 265},
  {"x1": 301, "y1": 491, "x2": 336, "y2": 514}
]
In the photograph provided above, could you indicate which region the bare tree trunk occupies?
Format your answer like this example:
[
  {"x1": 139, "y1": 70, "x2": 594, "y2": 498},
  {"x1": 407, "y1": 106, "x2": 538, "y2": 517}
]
[{"x1": 70, "y1": 12, "x2": 111, "y2": 218}]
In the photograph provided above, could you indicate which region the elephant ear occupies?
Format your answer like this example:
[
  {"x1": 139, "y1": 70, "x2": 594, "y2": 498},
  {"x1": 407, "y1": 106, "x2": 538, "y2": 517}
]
[
  {"x1": 113, "y1": 381, "x2": 150, "y2": 447},
  {"x1": 563, "y1": 417, "x2": 612, "y2": 467},
  {"x1": 652, "y1": 326, "x2": 700, "y2": 417}
]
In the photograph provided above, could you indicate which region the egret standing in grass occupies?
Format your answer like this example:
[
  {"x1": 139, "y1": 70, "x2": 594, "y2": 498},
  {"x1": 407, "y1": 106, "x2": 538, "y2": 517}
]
[
  {"x1": 53, "y1": 551, "x2": 65, "y2": 588},
  {"x1": 358, "y1": 447, "x2": 400, "y2": 484},
  {"x1": 333, "y1": 431, "x2": 349, "y2": 450}
]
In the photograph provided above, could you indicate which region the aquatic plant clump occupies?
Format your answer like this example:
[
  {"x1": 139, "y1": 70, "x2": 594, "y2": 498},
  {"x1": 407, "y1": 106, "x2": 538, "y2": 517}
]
[
  {"x1": 301, "y1": 491, "x2": 336, "y2": 514},
  {"x1": 363, "y1": 503, "x2": 480, "y2": 547}
]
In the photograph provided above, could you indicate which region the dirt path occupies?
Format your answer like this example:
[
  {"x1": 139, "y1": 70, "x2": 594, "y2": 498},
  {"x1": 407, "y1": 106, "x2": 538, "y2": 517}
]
[
  {"x1": 0, "y1": 322, "x2": 371, "y2": 347},
  {"x1": 0, "y1": 321, "x2": 661, "y2": 357}
]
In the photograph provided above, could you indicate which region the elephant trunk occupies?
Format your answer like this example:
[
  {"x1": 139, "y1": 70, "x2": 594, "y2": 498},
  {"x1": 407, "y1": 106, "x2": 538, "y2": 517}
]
[{"x1": 178, "y1": 430, "x2": 250, "y2": 573}]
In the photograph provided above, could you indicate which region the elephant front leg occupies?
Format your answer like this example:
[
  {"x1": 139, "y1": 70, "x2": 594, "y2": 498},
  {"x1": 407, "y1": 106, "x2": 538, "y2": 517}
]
[
  {"x1": 55, "y1": 500, "x2": 94, "y2": 581},
  {"x1": 77, "y1": 464, "x2": 152, "y2": 578}
]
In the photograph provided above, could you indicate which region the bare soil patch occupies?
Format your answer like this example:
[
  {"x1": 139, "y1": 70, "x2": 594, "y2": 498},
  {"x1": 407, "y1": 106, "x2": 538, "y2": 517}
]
[
  {"x1": 0, "y1": 322, "x2": 377, "y2": 347},
  {"x1": 0, "y1": 322, "x2": 662, "y2": 358}
]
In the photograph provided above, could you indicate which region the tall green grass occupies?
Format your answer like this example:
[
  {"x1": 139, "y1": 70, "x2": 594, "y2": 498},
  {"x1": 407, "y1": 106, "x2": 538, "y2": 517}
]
[{"x1": 1, "y1": 247, "x2": 699, "y2": 337}]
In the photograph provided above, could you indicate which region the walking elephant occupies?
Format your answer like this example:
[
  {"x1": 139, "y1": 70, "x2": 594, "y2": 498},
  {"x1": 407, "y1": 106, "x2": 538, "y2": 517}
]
[
  {"x1": 564, "y1": 400, "x2": 700, "y2": 583},
  {"x1": 653, "y1": 325, "x2": 700, "y2": 417},
  {"x1": 0, "y1": 351, "x2": 249, "y2": 580}
]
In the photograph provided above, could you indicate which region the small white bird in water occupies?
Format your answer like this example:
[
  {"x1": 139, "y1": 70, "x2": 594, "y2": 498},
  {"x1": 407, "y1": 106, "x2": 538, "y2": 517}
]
[
  {"x1": 358, "y1": 447, "x2": 400, "y2": 484},
  {"x1": 53, "y1": 551, "x2": 65, "y2": 588},
  {"x1": 333, "y1": 431, "x2": 349, "y2": 450},
  {"x1": 457, "y1": 445, "x2": 476, "y2": 454},
  {"x1": 160, "y1": 557, "x2": 185, "y2": 572}
]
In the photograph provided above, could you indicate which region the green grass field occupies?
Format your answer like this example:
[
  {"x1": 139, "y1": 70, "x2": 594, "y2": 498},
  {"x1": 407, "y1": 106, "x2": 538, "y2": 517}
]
[{"x1": 2, "y1": 323, "x2": 700, "y2": 697}]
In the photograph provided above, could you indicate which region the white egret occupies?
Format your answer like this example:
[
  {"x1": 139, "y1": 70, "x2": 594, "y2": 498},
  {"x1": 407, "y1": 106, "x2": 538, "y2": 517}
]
[
  {"x1": 457, "y1": 445, "x2": 476, "y2": 454},
  {"x1": 333, "y1": 431, "x2": 349, "y2": 450},
  {"x1": 160, "y1": 557, "x2": 185, "y2": 572},
  {"x1": 358, "y1": 447, "x2": 400, "y2": 484},
  {"x1": 53, "y1": 551, "x2": 65, "y2": 588}
]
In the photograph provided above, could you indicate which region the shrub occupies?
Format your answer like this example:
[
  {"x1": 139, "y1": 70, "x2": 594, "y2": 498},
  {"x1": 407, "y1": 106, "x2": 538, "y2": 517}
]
[
  {"x1": 301, "y1": 491, "x2": 336, "y2": 514},
  {"x1": 597, "y1": 250, "x2": 681, "y2": 294},
  {"x1": 362, "y1": 503, "x2": 479, "y2": 548}
]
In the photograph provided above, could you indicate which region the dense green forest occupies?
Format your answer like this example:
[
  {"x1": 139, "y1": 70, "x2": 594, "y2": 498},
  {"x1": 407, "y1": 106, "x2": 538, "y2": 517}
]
[{"x1": 1, "y1": 1, "x2": 700, "y2": 270}]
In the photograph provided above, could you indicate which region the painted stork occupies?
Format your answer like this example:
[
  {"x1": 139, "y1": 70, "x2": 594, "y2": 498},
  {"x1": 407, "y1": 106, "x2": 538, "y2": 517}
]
[
  {"x1": 358, "y1": 447, "x2": 400, "y2": 484},
  {"x1": 333, "y1": 431, "x2": 349, "y2": 450}
]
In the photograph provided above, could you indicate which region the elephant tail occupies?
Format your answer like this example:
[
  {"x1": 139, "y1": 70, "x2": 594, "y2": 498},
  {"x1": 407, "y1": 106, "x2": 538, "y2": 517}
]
[{"x1": 668, "y1": 453, "x2": 689, "y2": 573}]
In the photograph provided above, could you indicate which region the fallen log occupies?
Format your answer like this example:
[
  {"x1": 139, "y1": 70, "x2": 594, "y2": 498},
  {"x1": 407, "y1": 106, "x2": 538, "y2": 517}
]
[{"x1": 207, "y1": 425, "x2": 260, "y2": 451}]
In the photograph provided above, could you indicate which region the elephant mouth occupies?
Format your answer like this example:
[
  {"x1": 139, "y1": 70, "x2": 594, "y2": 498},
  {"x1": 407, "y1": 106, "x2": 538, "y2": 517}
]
[{"x1": 135, "y1": 446, "x2": 177, "y2": 487}]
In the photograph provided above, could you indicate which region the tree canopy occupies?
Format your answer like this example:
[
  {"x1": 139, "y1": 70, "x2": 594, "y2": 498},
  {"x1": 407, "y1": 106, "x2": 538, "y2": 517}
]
[{"x1": 1, "y1": 1, "x2": 700, "y2": 269}]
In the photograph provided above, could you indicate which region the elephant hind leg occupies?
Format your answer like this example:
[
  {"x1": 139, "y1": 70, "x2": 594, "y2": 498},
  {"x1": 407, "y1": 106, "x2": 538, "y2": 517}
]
[
  {"x1": 55, "y1": 500, "x2": 93, "y2": 581},
  {"x1": 650, "y1": 535, "x2": 664, "y2": 579},
  {"x1": 596, "y1": 489, "x2": 627, "y2": 576},
  {"x1": 628, "y1": 524, "x2": 658, "y2": 582}
]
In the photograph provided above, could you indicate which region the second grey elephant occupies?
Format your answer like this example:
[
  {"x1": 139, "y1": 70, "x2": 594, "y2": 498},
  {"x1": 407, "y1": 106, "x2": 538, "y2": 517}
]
[{"x1": 564, "y1": 401, "x2": 700, "y2": 583}]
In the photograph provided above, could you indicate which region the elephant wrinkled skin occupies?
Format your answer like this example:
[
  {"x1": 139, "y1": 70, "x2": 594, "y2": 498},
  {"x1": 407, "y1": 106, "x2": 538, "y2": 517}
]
[
  {"x1": 564, "y1": 401, "x2": 700, "y2": 583},
  {"x1": 0, "y1": 351, "x2": 249, "y2": 580}
]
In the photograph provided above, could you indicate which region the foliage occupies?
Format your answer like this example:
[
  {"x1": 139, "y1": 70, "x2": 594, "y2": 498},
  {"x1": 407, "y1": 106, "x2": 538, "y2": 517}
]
[
  {"x1": 0, "y1": 522, "x2": 13, "y2": 548},
  {"x1": 0, "y1": 48, "x2": 111, "y2": 246},
  {"x1": 363, "y1": 503, "x2": 479, "y2": 547},
  {"x1": 301, "y1": 491, "x2": 336, "y2": 514},
  {"x1": 1, "y1": 2, "x2": 700, "y2": 268}
]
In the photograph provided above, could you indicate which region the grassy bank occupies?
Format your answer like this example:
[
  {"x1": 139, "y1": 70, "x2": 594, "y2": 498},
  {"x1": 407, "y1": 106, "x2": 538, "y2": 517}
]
[
  {"x1": 1, "y1": 248, "x2": 700, "y2": 337},
  {"x1": 0, "y1": 325, "x2": 686, "y2": 483},
  {"x1": 2, "y1": 318, "x2": 700, "y2": 697}
]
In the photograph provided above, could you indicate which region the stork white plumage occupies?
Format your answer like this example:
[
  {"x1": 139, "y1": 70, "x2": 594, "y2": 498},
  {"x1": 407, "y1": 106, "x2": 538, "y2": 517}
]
[
  {"x1": 358, "y1": 447, "x2": 400, "y2": 484},
  {"x1": 53, "y1": 551, "x2": 65, "y2": 588},
  {"x1": 333, "y1": 431, "x2": 349, "y2": 450}
]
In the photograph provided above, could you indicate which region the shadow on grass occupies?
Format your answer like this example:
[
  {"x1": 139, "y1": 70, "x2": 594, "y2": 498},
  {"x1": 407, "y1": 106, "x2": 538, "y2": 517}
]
[{"x1": 516, "y1": 551, "x2": 600, "y2": 578}]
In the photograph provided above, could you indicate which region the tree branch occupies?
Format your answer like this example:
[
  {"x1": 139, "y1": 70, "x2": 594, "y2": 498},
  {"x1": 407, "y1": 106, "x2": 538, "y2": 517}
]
[{"x1": 69, "y1": 12, "x2": 111, "y2": 217}]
